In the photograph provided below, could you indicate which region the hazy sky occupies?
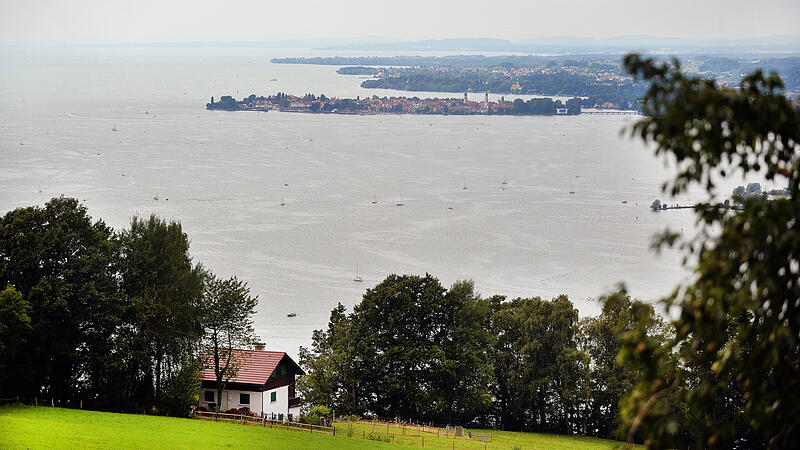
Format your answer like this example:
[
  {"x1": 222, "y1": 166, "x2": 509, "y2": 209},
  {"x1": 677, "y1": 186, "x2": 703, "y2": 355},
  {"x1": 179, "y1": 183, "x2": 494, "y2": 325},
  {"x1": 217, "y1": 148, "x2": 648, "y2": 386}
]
[{"x1": 1, "y1": 0, "x2": 798, "y2": 45}]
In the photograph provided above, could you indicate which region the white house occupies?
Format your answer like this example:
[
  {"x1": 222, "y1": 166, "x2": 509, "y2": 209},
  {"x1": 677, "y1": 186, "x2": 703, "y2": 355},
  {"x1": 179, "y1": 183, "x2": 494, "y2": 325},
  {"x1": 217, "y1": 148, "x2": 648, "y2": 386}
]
[{"x1": 198, "y1": 348, "x2": 304, "y2": 421}]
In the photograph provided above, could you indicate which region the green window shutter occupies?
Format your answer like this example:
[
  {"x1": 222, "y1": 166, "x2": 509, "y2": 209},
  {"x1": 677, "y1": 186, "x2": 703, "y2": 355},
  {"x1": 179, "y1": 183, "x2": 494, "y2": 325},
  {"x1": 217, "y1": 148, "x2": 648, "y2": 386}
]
[{"x1": 270, "y1": 391, "x2": 276, "y2": 402}]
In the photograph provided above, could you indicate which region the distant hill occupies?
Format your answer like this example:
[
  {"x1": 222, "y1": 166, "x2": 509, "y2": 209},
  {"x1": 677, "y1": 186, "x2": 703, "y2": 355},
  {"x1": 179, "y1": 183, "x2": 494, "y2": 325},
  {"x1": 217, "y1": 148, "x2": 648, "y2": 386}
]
[{"x1": 316, "y1": 35, "x2": 800, "y2": 54}]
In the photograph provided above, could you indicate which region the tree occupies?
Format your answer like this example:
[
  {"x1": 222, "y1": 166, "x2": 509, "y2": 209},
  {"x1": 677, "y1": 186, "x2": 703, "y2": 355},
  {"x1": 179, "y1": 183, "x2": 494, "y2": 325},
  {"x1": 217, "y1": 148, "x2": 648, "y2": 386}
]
[
  {"x1": 298, "y1": 303, "x2": 363, "y2": 416},
  {"x1": 199, "y1": 274, "x2": 259, "y2": 411},
  {"x1": 117, "y1": 214, "x2": 205, "y2": 411},
  {"x1": 431, "y1": 281, "x2": 493, "y2": 426},
  {"x1": 489, "y1": 295, "x2": 588, "y2": 434},
  {"x1": 618, "y1": 54, "x2": 800, "y2": 448},
  {"x1": 301, "y1": 274, "x2": 494, "y2": 425},
  {"x1": 579, "y1": 290, "x2": 667, "y2": 439},
  {"x1": 0, "y1": 284, "x2": 31, "y2": 395},
  {"x1": 0, "y1": 197, "x2": 122, "y2": 405}
]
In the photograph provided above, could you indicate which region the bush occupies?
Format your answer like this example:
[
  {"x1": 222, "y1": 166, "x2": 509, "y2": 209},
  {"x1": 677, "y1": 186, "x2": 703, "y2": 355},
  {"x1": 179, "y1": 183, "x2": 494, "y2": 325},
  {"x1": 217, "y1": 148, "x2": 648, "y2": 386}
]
[
  {"x1": 306, "y1": 405, "x2": 331, "y2": 425},
  {"x1": 155, "y1": 362, "x2": 200, "y2": 418}
]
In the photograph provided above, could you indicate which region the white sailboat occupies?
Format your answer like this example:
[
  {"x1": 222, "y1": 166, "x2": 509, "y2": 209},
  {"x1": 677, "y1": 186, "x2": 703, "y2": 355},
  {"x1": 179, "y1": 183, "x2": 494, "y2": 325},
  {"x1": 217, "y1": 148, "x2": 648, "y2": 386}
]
[
  {"x1": 112, "y1": 123, "x2": 118, "y2": 132},
  {"x1": 353, "y1": 264, "x2": 363, "y2": 282}
]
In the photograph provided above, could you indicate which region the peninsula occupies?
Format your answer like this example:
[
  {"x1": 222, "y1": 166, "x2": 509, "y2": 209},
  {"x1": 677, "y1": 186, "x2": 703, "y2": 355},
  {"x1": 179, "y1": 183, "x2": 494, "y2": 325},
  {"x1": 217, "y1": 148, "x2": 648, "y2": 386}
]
[{"x1": 206, "y1": 92, "x2": 584, "y2": 115}]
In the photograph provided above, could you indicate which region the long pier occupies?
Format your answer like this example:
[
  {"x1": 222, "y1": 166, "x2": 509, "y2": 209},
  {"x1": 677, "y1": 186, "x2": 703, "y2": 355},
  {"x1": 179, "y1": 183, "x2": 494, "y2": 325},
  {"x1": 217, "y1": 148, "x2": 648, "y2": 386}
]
[{"x1": 581, "y1": 110, "x2": 639, "y2": 115}]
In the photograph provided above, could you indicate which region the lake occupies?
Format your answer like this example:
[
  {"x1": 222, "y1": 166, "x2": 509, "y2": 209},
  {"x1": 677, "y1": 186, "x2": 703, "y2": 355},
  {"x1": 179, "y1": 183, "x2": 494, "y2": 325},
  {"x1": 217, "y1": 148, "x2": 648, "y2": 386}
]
[{"x1": 0, "y1": 47, "x2": 720, "y2": 356}]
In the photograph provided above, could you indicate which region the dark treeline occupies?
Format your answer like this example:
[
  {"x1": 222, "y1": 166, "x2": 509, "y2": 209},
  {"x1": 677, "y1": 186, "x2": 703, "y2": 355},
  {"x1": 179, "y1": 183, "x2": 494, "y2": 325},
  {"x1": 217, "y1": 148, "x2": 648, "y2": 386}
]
[
  {"x1": 298, "y1": 274, "x2": 666, "y2": 439},
  {"x1": 360, "y1": 70, "x2": 645, "y2": 109},
  {"x1": 0, "y1": 197, "x2": 257, "y2": 416}
]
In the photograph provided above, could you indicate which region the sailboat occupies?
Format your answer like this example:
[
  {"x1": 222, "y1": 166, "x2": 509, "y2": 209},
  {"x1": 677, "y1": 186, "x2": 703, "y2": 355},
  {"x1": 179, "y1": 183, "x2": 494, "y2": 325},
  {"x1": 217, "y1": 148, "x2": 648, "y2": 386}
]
[
  {"x1": 353, "y1": 264, "x2": 363, "y2": 282},
  {"x1": 372, "y1": 195, "x2": 377, "y2": 205},
  {"x1": 280, "y1": 199, "x2": 286, "y2": 207},
  {"x1": 112, "y1": 123, "x2": 118, "y2": 132}
]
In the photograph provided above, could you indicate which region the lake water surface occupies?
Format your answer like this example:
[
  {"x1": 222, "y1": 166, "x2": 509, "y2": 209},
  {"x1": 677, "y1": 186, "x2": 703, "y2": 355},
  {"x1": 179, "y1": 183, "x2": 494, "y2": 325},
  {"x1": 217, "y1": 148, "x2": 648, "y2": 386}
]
[{"x1": 1, "y1": 47, "x2": 722, "y2": 356}]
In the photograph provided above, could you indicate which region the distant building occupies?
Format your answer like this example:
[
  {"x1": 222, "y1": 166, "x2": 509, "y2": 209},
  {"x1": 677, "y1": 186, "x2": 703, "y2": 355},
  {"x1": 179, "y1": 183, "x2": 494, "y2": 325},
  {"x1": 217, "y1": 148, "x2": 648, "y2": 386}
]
[
  {"x1": 198, "y1": 347, "x2": 304, "y2": 421},
  {"x1": 556, "y1": 107, "x2": 569, "y2": 115}
]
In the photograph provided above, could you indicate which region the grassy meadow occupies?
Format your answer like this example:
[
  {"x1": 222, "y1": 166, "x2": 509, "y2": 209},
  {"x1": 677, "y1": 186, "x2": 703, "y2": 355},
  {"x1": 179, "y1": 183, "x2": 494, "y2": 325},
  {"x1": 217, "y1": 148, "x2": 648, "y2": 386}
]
[{"x1": 0, "y1": 405, "x2": 631, "y2": 449}]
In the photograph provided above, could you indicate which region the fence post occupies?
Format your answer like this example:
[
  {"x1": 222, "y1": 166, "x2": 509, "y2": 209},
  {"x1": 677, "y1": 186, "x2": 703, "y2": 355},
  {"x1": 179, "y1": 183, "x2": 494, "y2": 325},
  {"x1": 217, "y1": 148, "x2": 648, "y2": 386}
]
[
  {"x1": 362, "y1": 430, "x2": 365, "y2": 439},
  {"x1": 333, "y1": 426, "x2": 335, "y2": 436},
  {"x1": 422, "y1": 436, "x2": 424, "y2": 447}
]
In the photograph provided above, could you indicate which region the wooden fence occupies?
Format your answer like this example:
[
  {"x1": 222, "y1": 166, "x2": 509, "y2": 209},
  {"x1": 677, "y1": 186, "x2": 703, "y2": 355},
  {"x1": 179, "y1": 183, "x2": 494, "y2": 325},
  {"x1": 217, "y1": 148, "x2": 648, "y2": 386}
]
[{"x1": 192, "y1": 410, "x2": 335, "y2": 435}]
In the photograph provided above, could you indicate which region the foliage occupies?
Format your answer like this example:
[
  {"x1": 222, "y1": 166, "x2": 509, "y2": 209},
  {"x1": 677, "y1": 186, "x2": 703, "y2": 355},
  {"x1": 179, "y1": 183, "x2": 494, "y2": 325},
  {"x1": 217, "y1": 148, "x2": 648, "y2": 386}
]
[
  {"x1": 117, "y1": 214, "x2": 205, "y2": 411},
  {"x1": 0, "y1": 199, "x2": 260, "y2": 417},
  {"x1": 199, "y1": 274, "x2": 259, "y2": 411},
  {"x1": 298, "y1": 303, "x2": 361, "y2": 415},
  {"x1": 156, "y1": 357, "x2": 201, "y2": 417},
  {"x1": 303, "y1": 405, "x2": 332, "y2": 425},
  {"x1": 300, "y1": 275, "x2": 494, "y2": 425},
  {"x1": 0, "y1": 197, "x2": 121, "y2": 405},
  {"x1": 618, "y1": 53, "x2": 800, "y2": 448},
  {"x1": 0, "y1": 285, "x2": 31, "y2": 393},
  {"x1": 488, "y1": 295, "x2": 589, "y2": 434},
  {"x1": 579, "y1": 290, "x2": 669, "y2": 440}
]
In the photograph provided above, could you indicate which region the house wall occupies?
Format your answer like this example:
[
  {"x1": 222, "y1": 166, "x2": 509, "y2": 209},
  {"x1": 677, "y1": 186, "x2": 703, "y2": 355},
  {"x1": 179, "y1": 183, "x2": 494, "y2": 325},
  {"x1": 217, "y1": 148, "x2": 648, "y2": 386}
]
[
  {"x1": 262, "y1": 385, "x2": 289, "y2": 419},
  {"x1": 199, "y1": 388, "x2": 263, "y2": 415}
]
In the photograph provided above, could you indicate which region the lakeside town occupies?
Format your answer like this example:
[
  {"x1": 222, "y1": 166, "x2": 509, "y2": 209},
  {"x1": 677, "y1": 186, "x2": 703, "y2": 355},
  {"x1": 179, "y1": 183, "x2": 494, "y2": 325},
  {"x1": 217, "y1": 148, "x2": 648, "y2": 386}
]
[{"x1": 206, "y1": 92, "x2": 591, "y2": 115}]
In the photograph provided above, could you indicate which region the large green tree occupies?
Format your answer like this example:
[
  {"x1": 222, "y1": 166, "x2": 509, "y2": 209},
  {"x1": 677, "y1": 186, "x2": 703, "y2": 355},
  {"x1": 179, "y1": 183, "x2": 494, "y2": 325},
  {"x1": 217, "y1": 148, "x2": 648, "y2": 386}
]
[
  {"x1": 0, "y1": 197, "x2": 122, "y2": 404},
  {"x1": 301, "y1": 274, "x2": 494, "y2": 425},
  {"x1": 117, "y1": 214, "x2": 205, "y2": 411},
  {"x1": 489, "y1": 295, "x2": 589, "y2": 434},
  {"x1": 618, "y1": 54, "x2": 800, "y2": 448},
  {"x1": 579, "y1": 290, "x2": 668, "y2": 440}
]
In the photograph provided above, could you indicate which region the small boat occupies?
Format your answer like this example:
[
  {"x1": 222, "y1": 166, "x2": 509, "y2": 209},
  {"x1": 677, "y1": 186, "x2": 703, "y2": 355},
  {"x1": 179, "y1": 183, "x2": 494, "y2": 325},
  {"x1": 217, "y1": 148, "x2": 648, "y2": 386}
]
[
  {"x1": 354, "y1": 264, "x2": 363, "y2": 282},
  {"x1": 372, "y1": 195, "x2": 377, "y2": 204},
  {"x1": 153, "y1": 195, "x2": 159, "y2": 201},
  {"x1": 112, "y1": 124, "x2": 118, "y2": 132},
  {"x1": 622, "y1": 200, "x2": 628, "y2": 204},
  {"x1": 287, "y1": 312, "x2": 296, "y2": 317},
  {"x1": 396, "y1": 202, "x2": 404, "y2": 207},
  {"x1": 270, "y1": 78, "x2": 279, "y2": 82},
  {"x1": 280, "y1": 199, "x2": 286, "y2": 207}
]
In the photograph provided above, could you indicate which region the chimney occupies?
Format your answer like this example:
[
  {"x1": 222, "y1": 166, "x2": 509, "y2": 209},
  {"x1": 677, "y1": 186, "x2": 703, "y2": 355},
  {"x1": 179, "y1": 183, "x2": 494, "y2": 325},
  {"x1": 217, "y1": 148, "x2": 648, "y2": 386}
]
[{"x1": 254, "y1": 342, "x2": 265, "y2": 351}]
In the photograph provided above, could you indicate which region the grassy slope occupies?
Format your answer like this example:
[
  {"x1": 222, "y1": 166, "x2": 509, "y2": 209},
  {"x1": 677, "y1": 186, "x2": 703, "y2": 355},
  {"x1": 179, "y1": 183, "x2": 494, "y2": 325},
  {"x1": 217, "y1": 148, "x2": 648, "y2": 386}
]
[
  {"x1": 0, "y1": 405, "x2": 397, "y2": 449},
  {"x1": 0, "y1": 406, "x2": 629, "y2": 449},
  {"x1": 336, "y1": 421, "x2": 629, "y2": 449}
]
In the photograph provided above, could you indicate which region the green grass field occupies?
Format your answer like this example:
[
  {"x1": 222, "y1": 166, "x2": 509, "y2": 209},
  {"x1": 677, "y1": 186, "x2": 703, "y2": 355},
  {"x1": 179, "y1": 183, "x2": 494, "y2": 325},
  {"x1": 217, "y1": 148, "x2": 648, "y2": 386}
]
[
  {"x1": 0, "y1": 405, "x2": 630, "y2": 449},
  {"x1": 334, "y1": 421, "x2": 631, "y2": 449}
]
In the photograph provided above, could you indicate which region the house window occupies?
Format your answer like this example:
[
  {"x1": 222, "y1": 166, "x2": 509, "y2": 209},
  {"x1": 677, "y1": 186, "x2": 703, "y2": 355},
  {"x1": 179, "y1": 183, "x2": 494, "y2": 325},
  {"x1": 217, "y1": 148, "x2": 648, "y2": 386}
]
[
  {"x1": 279, "y1": 413, "x2": 284, "y2": 421},
  {"x1": 270, "y1": 391, "x2": 276, "y2": 403},
  {"x1": 280, "y1": 365, "x2": 287, "y2": 375},
  {"x1": 240, "y1": 393, "x2": 250, "y2": 405},
  {"x1": 204, "y1": 391, "x2": 214, "y2": 402}
]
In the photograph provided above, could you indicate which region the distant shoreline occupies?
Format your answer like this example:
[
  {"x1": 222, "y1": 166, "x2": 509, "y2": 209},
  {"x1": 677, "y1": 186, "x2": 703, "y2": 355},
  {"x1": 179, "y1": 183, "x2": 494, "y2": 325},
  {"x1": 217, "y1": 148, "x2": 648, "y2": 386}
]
[{"x1": 206, "y1": 93, "x2": 604, "y2": 116}]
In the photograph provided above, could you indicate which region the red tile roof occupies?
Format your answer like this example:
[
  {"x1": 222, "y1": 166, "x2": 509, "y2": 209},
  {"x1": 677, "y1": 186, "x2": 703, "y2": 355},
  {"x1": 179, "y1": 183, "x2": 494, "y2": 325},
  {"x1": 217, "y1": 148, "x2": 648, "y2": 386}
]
[{"x1": 199, "y1": 349, "x2": 286, "y2": 385}]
